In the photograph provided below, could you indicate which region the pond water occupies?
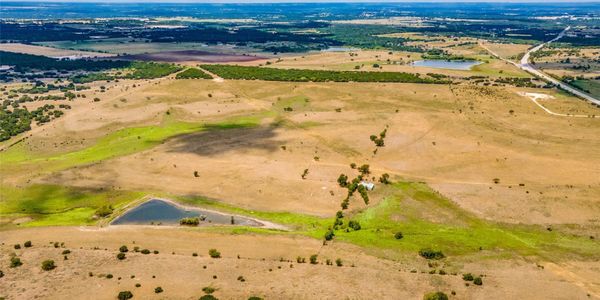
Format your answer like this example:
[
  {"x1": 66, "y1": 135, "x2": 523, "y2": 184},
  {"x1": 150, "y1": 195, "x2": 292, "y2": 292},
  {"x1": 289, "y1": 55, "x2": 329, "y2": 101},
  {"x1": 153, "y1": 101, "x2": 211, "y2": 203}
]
[
  {"x1": 411, "y1": 60, "x2": 482, "y2": 70},
  {"x1": 111, "y1": 199, "x2": 263, "y2": 226},
  {"x1": 321, "y1": 46, "x2": 359, "y2": 52}
]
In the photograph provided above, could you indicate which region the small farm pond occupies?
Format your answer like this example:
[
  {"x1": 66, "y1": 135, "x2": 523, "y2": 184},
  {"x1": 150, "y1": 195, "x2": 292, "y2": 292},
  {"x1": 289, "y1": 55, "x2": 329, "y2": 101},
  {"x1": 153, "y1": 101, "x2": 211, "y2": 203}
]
[
  {"x1": 111, "y1": 199, "x2": 263, "y2": 227},
  {"x1": 411, "y1": 59, "x2": 482, "y2": 70}
]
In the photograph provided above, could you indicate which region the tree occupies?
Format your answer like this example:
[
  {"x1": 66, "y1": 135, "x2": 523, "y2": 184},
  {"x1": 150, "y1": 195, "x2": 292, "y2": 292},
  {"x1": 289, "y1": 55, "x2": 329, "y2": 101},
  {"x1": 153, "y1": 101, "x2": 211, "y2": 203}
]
[
  {"x1": 324, "y1": 229, "x2": 335, "y2": 241},
  {"x1": 379, "y1": 173, "x2": 391, "y2": 184},
  {"x1": 41, "y1": 260, "x2": 56, "y2": 271},
  {"x1": 209, "y1": 249, "x2": 221, "y2": 258},
  {"x1": 118, "y1": 291, "x2": 133, "y2": 300},
  {"x1": 358, "y1": 164, "x2": 370, "y2": 175},
  {"x1": 337, "y1": 174, "x2": 348, "y2": 187},
  {"x1": 423, "y1": 292, "x2": 448, "y2": 300},
  {"x1": 348, "y1": 220, "x2": 361, "y2": 231}
]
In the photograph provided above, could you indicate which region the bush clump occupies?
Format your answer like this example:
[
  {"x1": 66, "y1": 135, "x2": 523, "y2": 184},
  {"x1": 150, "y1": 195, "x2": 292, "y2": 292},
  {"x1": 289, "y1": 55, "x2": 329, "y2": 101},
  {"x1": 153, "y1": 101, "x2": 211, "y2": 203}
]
[
  {"x1": 10, "y1": 257, "x2": 22, "y2": 268},
  {"x1": 41, "y1": 260, "x2": 56, "y2": 271},
  {"x1": 462, "y1": 273, "x2": 474, "y2": 281},
  {"x1": 24, "y1": 241, "x2": 32, "y2": 248},
  {"x1": 140, "y1": 249, "x2": 151, "y2": 255},
  {"x1": 208, "y1": 249, "x2": 221, "y2": 258},
  {"x1": 348, "y1": 220, "x2": 361, "y2": 231},
  {"x1": 309, "y1": 254, "x2": 318, "y2": 264},
  {"x1": 95, "y1": 205, "x2": 113, "y2": 217},
  {"x1": 119, "y1": 245, "x2": 129, "y2": 253},
  {"x1": 155, "y1": 287, "x2": 164, "y2": 293},
  {"x1": 180, "y1": 217, "x2": 200, "y2": 226},
  {"x1": 199, "y1": 295, "x2": 218, "y2": 300},
  {"x1": 473, "y1": 277, "x2": 483, "y2": 285},
  {"x1": 419, "y1": 248, "x2": 445, "y2": 260},
  {"x1": 118, "y1": 291, "x2": 133, "y2": 300},
  {"x1": 423, "y1": 291, "x2": 449, "y2": 300},
  {"x1": 335, "y1": 258, "x2": 343, "y2": 267},
  {"x1": 117, "y1": 253, "x2": 126, "y2": 260},
  {"x1": 394, "y1": 232, "x2": 404, "y2": 240}
]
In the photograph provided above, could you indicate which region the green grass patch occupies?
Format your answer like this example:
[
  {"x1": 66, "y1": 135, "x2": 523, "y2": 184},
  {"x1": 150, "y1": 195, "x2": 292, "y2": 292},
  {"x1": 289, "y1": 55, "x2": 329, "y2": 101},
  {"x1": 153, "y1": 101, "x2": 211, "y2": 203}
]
[
  {"x1": 0, "y1": 184, "x2": 144, "y2": 227},
  {"x1": 333, "y1": 182, "x2": 600, "y2": 260},
  {"x1": 1, "y1": 116, "x2": 261, "y2": 174},
  {"x1": 570, "y1": 79, "x2": 600, "y2": 98}
]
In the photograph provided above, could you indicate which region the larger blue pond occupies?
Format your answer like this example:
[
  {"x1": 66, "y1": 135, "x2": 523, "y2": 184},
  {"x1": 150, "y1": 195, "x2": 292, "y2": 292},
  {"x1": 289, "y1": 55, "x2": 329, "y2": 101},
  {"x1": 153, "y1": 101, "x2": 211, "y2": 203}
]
[
  {"x1": 411, "y1": 59, "x2": 482, "y2": 70},
  {"x1": 111, "y1": 199, "x2": 263, "y2": 226}
]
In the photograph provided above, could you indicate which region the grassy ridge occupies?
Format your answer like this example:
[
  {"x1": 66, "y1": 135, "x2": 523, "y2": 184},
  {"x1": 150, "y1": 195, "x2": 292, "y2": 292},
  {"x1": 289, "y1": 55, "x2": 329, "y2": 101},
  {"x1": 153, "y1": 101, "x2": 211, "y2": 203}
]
[
  {"x1": 200, "y1": 64, "x2": 449, "y2": 84},
  {"x1": 177, "y1": 183, "x2": 600, "y2": 260}
]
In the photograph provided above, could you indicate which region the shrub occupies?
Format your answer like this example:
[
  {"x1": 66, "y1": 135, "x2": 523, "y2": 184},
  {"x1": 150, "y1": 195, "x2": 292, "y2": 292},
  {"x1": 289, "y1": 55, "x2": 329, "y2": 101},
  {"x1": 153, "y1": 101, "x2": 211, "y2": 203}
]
[
  {"x1": 135, "y1": 283, "x2": 141, "y2": 287},
  {"x1": 394, "y1": 232, "x2": 404, "y2": 240},
  {"x1": 41, "y1": 260, "x2": 56, "y2": 271},
  {"x1": 199, "y1": 295, "x2": 218, "y2": 300},
  {"x1": 473, "y1": 277, "x2": 483, "y2": 285},
  {"x1": 419, "y1": 248, "x2": 445, "y2": 260},
  {"x1": 248, "y1": 297, "x2": 263, "y2": 300},
  {"x1": 0, "y1": 270, "x2": 3, "y2": 278},
  {"x1": 202, "y1": 286, "x2": 216, "y2": 294},
  {"x1": 208, "y1": 249, "x2": 221, "y2": 258},
  {"x1": 140, "y1": 249, "x2": 151, "y2": 255},
  {"x1": 62, "y1": 250, "x2": 71, "y2": 255},
  {"x1": 24, "y1": 241, "x2": 32, "y2": 248},
  {"x1": 237, "y1": 275, "x2": 246, "y2": 282},
  {"x1": 10, "y1": 257, "x2": 22, "y2": 268},
  {"x1": 180, "y1": 217, "x2": 200, "y2": 226},
  {"x1": 119, "y1": 245, "x2": 129, "y2": 253},
  {"x1": 106, "y1": 274, "x2": 113, "y2": 279},
  {"x1": 309, "y1": 254, "x2": 318, "y2": 264},
  {"x1": 379, "y1": 173, "x2": 391, "y2": 184},
  {"x1": 462, "y1": 273, "x2": 474, "y2": 281},
  {"x1": 193, "y1": 253, "x2": 198, "y2": 257},
  {"x1": 14, "y1": 244, "x2": 21, "y2": 250},
  {"x1": 348, "y1": 220, "x2": 361, "y2": 231},
  {"x1": 296, "y1": 256, "x2": 305, "y2": 263},
  {"x1": 117, "y1": 253, "x2": 126, "y2": 260},
  {"x1": 155, "y1": 287, "x2": 164, "y2": 293},
  {"x1": 117, "y1": 291, "x2": 133, "y2": 300},
  {"x1": 335, "y1": 258, "x2": 343, "y2": 267},
  {"x1": 95, "y1": 205, "x2": 113, "y2": 217},
  {"x1": 423, "y1": 291, "x2": 449, "y2": 300}
]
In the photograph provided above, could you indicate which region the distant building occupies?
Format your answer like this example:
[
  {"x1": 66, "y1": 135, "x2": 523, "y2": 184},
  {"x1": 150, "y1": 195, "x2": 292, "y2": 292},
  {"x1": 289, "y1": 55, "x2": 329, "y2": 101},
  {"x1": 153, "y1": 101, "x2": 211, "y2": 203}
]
[{"x1": 359, "y1": 181, "x2": 375, "y2": 191}]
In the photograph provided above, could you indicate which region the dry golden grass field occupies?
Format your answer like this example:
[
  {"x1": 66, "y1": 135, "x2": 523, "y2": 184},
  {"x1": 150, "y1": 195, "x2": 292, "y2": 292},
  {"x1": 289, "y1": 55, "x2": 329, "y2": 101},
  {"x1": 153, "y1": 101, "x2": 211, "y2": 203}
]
[{"x1": 1, "y1": 45, "x2": 600, "y2": 299}]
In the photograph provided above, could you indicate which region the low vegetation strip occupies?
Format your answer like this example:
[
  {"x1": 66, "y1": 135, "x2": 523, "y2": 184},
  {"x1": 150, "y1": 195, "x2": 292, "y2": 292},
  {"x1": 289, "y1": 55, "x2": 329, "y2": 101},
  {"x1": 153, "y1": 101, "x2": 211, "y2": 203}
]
[
  {"x1": 200, "y1": 64, "x2": 449, "y2": 84},
  {"x1": 175, "y1": 68, "x2": 213, "y2": 79}
]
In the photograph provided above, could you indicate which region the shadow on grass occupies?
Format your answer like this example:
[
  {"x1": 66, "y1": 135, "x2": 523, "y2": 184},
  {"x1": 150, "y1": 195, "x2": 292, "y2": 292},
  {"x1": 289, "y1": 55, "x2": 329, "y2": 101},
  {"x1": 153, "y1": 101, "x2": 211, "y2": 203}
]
[{"x1": 166, "y1": 124, "x2": 283, "y2": 156}]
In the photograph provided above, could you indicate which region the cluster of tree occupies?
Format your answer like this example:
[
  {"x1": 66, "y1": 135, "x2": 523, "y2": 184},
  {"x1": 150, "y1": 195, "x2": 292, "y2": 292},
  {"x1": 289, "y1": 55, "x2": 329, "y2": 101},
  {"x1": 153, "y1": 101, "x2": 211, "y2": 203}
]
[
  {"x1": 324, "y1": 24, "x2": 423, "y2": 52},
  {"x1": 0, "y1": 51, "x2": 130, "y2": 72},
  {"x1": 422, "y1": 48, "x2": 468, "y2": 61},
  {"x1": 175, "y1": 68, "x2": 213, "y2": 79},
  {"x1": 0, "y1": 103, "x2": 68, "y2": 141},
  {"x1": 370, "y1": 128, "x2": 387, "y2": 147},
  {"x1": 201, "y1": 64, "x2": 449, "y2": 84}
]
